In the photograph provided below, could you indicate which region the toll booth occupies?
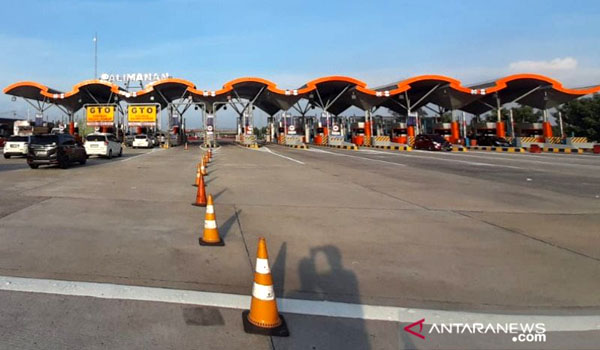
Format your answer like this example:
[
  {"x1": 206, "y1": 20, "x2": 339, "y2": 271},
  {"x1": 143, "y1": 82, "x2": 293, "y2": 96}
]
[
  {"x1": 281, "y1": 114, "x2": 305, "y2": 146},
  {"x1": 390, "y1": 122, "x2": 408, "y2": 144},
  {"x1": 313, "y1": 115, "x2": 329, "y2": 145},
  {"x1": 476, "y1": 122, "x2": 498, "y2": 136},
  {"x1": 513, "y1": 122, "x2": 545, "y2": 147},
  {"x1": 350, "y1": 121, "x2": 366, "y2": 145},
  {"x1": 433, "y1": 123, "x2": 452, "y2": 141}
]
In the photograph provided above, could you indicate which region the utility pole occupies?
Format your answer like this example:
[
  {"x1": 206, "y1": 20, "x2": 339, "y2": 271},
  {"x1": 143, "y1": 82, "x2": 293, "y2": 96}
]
[{"x1": 93, "y1": 33, "x2": 98, "y2": 79}]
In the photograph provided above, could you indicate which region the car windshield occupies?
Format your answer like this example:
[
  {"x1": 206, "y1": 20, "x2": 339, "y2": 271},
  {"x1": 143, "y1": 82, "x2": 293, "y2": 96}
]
[
  {"x1": 30, "y1": 135, "x2": 58, "y2": 145},
  {"x1": 9, "y1": 136, "x2": 28, "y2": 142},
  {"x1": 431, "y1": 135, "x2": 447, "y2": 143},
  {"x1": 86, "y1": 135, "x2": 106, "y2": 142},
  {"x1": 135, "y1": 135, "x2": 147, "y2": 139}
]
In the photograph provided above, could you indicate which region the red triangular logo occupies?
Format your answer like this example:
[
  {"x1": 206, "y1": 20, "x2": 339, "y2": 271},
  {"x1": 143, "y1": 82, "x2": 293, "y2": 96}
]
[{"x1": 404, "y1": 318, "x2": 426, "y2": 339}]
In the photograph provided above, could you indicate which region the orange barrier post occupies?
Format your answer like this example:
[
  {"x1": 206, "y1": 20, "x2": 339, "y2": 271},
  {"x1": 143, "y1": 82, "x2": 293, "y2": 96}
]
[
  {"x1": 496, "y1": 122, "x2": 506, "y2": 138},
  {"x1": 542, "y1": 121, "x2": 553, "y2": 138},
  {"x1": 199, "y1": 194, "x2": 224, "y2": 246},
  {"x1": 242, "y1": 238, "x2": 289, "y2": 337},
  {"x1": 192, "y1": 174, "x2": 207, "y2": 207},
  {"x1": 407, "y1": 126, "x2": 415, "y2": 138},
  {"x1": 450, "y1": 121, "x2": 460, "y2": 144}
]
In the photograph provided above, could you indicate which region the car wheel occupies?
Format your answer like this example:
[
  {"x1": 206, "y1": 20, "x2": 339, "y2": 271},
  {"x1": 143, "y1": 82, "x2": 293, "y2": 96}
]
[
  {"x1": 29, "y1": 164, "x2": 39, "y2": 169},
  {"x1": 108, "y1": 150, "x2": 113, "y2": 159},
  {"x1": 3, "y1": 154, "x2": 9, "y2": 159},
  {"x1": 59, "y1": 160, "x2": 69, "y2": 169},
  {"x1": 118, "y1": 148, "x2": 123, "y2": 157},
  {"x1": 79, "y1": 157, "x2": 86, "y2": 165}
]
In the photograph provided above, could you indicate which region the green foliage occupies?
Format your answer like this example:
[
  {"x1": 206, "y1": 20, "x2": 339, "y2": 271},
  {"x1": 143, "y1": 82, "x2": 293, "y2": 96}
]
[
  {"x1": 511, "y1": 105, "x2": 542, "y2": 123},
  {"x1": 557, "y1": 95, "x2": 600, "y2": 141}
]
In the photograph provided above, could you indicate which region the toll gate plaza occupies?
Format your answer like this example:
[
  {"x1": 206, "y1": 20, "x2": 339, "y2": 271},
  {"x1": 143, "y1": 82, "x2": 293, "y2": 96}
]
[{"x1": 1, "y1": 74, "x2": 600, "y2": 349}]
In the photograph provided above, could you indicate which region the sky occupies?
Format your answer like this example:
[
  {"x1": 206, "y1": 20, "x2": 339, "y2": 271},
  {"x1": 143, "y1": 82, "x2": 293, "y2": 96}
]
[{"x1": 1, "y1": 0, "x2": 599, "y2": 127}]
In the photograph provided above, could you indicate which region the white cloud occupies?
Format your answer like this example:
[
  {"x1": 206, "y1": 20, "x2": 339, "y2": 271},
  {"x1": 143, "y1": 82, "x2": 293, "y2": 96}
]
[{"x1": 508, "y1": 57, "x2": 578, "y2": 72}]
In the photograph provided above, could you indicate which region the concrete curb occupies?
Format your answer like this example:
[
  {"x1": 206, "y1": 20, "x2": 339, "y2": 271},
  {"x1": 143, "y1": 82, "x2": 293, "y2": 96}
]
[
  {"x1": 312, "y1": 144, "x2": 358, "y2": 151},
  {"x1": 361, "y1": 145, "x2": 412, "y2": 151},
  {"x1": 467, "y1": 146, "x2": 525, "y2": 153}
]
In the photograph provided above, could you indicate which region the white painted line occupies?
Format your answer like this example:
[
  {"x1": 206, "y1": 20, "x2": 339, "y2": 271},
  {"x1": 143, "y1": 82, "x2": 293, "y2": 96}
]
[
  {"x1": 360, "y1": 149, "x2": 520, "y2": 169},
  {"x1": 121, "y1": 148, "x2": 162, "y2": 162},
  {"x1": 0, "y1": 276, "x2": 598, "y2": 331},
  {"x1": 262, "y1": 147, "x2": 305, "y2": 165},
  {"x1": 440, "y1": 151, "x2": 600, "y2": 168},
  {"x1": 309, "y1": 148, "x2": 406, "y2": 167}
]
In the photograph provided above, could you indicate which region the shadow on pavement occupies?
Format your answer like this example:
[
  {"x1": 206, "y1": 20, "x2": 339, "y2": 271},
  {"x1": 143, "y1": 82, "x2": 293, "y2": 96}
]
[
  {"x1": 283, "y1": 245, "x2": 370, "y2": 349},
  {"x1": 219, "y1": 208, "x2": 241, "y2": 240}
]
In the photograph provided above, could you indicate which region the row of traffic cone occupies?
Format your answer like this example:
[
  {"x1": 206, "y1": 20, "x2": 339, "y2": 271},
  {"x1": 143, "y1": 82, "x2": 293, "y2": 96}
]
[
  {"x1": 192, "y1": 149, "x2": 223, "y2": 246},
  {"x1": 190, "y1": 148, "x2": 288, "y2": 336}
]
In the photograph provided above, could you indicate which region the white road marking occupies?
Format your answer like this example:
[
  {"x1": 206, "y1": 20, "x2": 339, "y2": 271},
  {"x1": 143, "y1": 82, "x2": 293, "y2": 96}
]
[
  {"x1": 439, "y1": 151, "x2": 600, "y2": 168},
  {"x1": 308, "y1": 148, "x2": 406, "y2": 166},
  {"x1": 121, "y1": 148, "x2": 162, "y2": 162},
  {"x1": 356, "y1": 148, "x2": 517, "y2": 169},
  {"x1": 0, "y1": 276, "x2": 598, "y2": 331},
  {"x1": 262, "y1": 146, "x2": 305, "y2": 164}
]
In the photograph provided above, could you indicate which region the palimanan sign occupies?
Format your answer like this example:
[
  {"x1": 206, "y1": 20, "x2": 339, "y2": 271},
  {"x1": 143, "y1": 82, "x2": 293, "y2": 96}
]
[{"x1": 99, "y1": 73, "x2": 171, "y2": 83}]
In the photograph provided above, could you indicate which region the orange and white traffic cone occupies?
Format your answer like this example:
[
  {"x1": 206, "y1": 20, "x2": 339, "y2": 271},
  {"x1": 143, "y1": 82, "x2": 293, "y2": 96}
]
[
  {"x1": 193, "y1": 163, "x2": 203, "y2": 186},
  {"x1": 199, "y1": 194, "x2": 224, "y2": 246},
  {"x1": 242, "y1": 237, "x2": 289, "y2": 337},
  {"x1": 192, "y1": 173, "x2": 207, "y2": 207},
  {"x1": 200, "y1": 159, "x2": 207, "y2": 176}
]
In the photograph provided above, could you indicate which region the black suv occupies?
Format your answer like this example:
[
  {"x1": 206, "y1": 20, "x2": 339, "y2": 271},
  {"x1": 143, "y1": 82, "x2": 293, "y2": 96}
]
[
  {"x1": 476, "y1": 135, "x2": 512, "y2": 147},
  {"x1": 27, "y1": 134, "x2": 87, "y2": 169}
]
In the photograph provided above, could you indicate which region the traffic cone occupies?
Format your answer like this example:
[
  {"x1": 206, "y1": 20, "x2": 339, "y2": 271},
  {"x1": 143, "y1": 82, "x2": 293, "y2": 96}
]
[
  {"x1": 242, "y1": 237, "x2": 289, "y2": 337},
  {"x1": 192, "y1": 174, "x2": 207, "y2": 207},
  {"x1": 184, "y1": 142, "x2": 189, "y2": 150},
  {"x1": 199, "y1": 194, "x2": 224, "y2": 246},
  {"x1": 200, "y1": 159, "x2": 207, "y2": 176},
  {"x1": 193, "y1": 164, "x2": 202, "y2": 187}
]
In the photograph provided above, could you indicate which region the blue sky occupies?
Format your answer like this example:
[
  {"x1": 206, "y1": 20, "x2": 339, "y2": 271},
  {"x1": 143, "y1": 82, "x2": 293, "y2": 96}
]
[{"x1": 1, "y1": 0, "x2": 599, "y2": 127}]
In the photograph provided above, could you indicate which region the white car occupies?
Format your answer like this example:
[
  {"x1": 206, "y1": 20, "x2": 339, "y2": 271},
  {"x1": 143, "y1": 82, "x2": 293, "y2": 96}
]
[
  {"x1": 3, "y1": 135, "x2": 29, "y2": 158},
  {"x1": 84, "y1": 133, "x2": 122, "y2": 158},
  {"x1": 132, "y1": 134, "x2": 152, "y2": 148}
]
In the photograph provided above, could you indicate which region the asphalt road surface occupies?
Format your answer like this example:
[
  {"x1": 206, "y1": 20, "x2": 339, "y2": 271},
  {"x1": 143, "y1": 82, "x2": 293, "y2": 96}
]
[{"x1": 0, "y1": 143, "x2": 599, "y2": 349}]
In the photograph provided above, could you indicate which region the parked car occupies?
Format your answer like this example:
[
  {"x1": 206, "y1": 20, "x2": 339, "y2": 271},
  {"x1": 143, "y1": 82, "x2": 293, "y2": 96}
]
[
  {"x1": 84, "y1": 133, "x2": 123, "y2": 158},
  {"x1": 124, "y1": 134, "x2": 135, "y2": 147},
  {"x1": 27, "y1": 134, "x2": 87, "y2": 169},
  {"x1": 149, "y1": 134, "x2": 159, "y2": 147},
  {"x1": 476, "y1": 135, "x2": 512, "y2": 147},
  {"x1": 3, "y1": 135, "x2": 29, "y2": 158},
  {"x1": 132, "y1": 134, "x2": 152, "y2": 148},
  {"x1": 414, "y1": 134, "x2": 452, "y2": 151}
]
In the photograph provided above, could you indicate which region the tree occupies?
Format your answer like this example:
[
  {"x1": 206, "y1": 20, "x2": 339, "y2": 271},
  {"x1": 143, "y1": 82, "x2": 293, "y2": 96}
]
[
  {"x1": 510, "y1": 105, "x2": 542, "y2": 123},
  {"x1": 557, "y1": 95, "x2": 600, "y2": 141}
]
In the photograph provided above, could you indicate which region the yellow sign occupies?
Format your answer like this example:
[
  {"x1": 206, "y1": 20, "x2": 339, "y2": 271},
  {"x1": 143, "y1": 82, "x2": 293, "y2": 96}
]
[
  {"x1": 86, "y1": 105, "x2": 115, "y2": 126},
  {"x1": 128, "y1": 105, "x2": 157, "y2": 125}
]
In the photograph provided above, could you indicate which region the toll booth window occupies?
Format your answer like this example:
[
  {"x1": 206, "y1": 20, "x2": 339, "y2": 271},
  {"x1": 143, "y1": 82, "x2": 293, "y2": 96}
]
[{"x1": 317, "y1": 128, "x2": 324, "y2": 133}]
